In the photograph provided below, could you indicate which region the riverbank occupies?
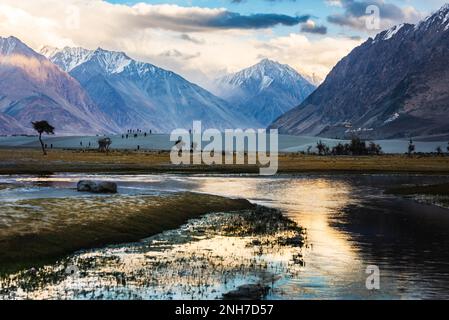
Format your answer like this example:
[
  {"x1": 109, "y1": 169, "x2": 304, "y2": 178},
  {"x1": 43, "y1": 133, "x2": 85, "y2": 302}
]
[
  {"x1": 1, "y1": 149, "x2": 449, "y2": 174},
  {"x1": 0, "y1": 192, "x2": 253, "y2": 274}
]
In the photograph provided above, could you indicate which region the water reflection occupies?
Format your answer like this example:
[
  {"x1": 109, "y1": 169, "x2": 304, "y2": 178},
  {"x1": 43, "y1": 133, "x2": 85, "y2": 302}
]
[
  {"x1": 1, "y1": 173, "x2": 449, "y2": 299},
  {"x1": 189, "y1": 177, "x2": 368, "y2": 298}
]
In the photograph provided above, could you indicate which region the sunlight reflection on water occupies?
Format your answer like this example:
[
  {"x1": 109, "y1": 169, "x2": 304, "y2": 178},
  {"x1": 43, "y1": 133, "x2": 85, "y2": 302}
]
[{"x1": 1, "y1": 173, "x2": 449, "y2": 299}]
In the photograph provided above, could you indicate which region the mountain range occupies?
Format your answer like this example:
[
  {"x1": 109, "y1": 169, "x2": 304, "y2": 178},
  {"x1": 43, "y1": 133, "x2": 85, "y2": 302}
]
[
  {"x1": 41, "y1": 46, "x2": 253, "y2": 133},
  {"x1": 271, "y1": 4, "x2": 449, "y2": 140},
  {"x1": 214, "y1": 59, "x2": 315, "y2": 127},
  {"x1": 2, "y1": 3, "x2": 449, "y2": 140}
]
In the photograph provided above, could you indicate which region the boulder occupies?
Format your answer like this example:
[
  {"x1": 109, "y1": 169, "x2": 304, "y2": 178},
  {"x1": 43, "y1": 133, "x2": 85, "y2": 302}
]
[{"x1": 77, "y1": 180, "x2": 117, "y2": 194}]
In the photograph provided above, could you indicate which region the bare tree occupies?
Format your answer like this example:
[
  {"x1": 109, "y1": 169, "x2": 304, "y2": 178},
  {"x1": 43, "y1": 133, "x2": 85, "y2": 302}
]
[{"x1": 32, "y1": 121, "x2": 55, "y2": 155}]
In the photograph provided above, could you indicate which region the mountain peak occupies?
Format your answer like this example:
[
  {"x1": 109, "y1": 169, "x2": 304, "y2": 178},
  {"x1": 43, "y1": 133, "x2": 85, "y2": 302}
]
[
  {"x1": 44, "y1": 46, "x2": 134, "y2": 74},
  {"x1": 416, "y1": 3, "x2": 449, "y2": 31},
  {"x1": 258, "y1": 58, "x2": 279, "y2": 66},
  {"x1": 0, "y1": 36, "x2": 37, "y2": 57},
  {"x1": 89, "y1": 48, "x2": 132, "y2": 74},
  {"x1": 93, "y1": 47, "x2": 128, "y2": 58},
  {"x1": 1, "y1": 35, "x2": 20, "y2": 43},
  {"x1": 373, "y1": 3, "x2": 449, "y2": 43},
  {"x1": 214, "y1": 59, "x2": 316, "y2": 126},
  {"x1": 254, "y1": 58, "x2": 288, "y2": 70},
  {"x1": 42, "y1": 46, "x2": 93, "y2": 72},
  {"x1": 230, "y1": 58, "x2": 311, "y2": 86}
]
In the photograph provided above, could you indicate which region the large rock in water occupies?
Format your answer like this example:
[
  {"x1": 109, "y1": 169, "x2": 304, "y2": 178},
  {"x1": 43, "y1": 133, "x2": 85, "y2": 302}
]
[{"x1": 77, "y1": 180, "x2": 118, "y2": 194}]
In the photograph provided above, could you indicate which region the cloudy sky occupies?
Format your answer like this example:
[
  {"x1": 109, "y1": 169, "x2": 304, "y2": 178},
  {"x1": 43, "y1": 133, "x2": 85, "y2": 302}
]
[{"x1": 0, "y1": 0, "x2": 447, "y2": 88}]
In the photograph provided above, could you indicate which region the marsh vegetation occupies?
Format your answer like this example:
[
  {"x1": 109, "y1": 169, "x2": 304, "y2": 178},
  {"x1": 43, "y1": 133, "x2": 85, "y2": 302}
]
[{"x1": 0, "y1": 205, "x2": 305, "y2": 300}]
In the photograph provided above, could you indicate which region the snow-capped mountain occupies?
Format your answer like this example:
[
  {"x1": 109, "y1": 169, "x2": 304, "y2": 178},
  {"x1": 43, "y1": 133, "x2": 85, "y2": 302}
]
[
  {"x1": 0, "y1": 36, "x2": 119, "y2": 135},
  {"x1": 41, "y1": 46, "x2": 93, "y2": 72},
  {"x1": 45, "y1": 47, "x2": 253, "y2": 132},
  {"x1": 214, "y1": 59, "x2": 316, "y2": 126},
  {"x1": 271, "y1": 4, "x2": 449, "y2": 140}
]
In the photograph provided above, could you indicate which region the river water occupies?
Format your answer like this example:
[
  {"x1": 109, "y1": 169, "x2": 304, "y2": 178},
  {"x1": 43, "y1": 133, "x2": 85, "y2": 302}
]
[{"x1": 1, "y1": 173, "x2": 449, "y2": 300}]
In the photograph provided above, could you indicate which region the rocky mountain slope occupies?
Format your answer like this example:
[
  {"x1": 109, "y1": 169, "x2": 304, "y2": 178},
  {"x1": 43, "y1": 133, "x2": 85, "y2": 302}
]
[
  {"x1": 0, "y1": 37, "x2": 119, "y2": 135},
  {"x1": 271, "y1": 4, "x2": 449, "y2": 140}
]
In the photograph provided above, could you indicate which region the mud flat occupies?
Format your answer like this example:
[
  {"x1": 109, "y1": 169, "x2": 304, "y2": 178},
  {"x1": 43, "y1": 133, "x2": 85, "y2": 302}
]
[{"x1": 0, "y1": 192, "x2": 252, "y2": 274}]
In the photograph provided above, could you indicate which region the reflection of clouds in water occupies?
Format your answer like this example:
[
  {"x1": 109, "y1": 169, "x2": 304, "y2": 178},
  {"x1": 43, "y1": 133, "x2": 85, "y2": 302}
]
[{"x1": 191, "y1": 176, "x2": 365, "y2": 297}]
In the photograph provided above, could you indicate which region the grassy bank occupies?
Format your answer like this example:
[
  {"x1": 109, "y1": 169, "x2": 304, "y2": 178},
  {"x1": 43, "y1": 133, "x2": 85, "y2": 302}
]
[
  {"x1": 0, "y1": 192, "x2": 253, "y2": 274},
  {"x1": 1, "y1": 149, "x2": 449, "y2": 174}
]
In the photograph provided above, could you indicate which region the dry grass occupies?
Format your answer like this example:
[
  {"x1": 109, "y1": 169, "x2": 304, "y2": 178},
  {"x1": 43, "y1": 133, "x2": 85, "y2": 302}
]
[{"x1": 0, "y1": 149, "x2": 449, "y2": 174}]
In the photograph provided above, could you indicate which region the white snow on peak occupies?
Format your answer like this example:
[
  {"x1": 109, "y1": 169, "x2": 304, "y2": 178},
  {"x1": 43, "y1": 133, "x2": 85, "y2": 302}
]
[
  {"x1": 92, "y1": 48, "x2": 132, "y2": 74},
  {"x1": 45, "y1": 46, "x2": 172, "y2": 79},
  {"x1": 129, "y1": 61, "x2": 159, "y2": 78},
  {"x1": 416, "y1": 3, "x2": 449, "y2": 31},
  {"x1": 44, "y1": 46, "x2": 134, "y2": 74},
  {"x1": 43, "y1": 46, "x2": 94, "y2": 72},
  {"x1": 443, "y1": 5, "x2": 449, "y2": 30},
  {"x1": 219, "y1": 58, "x2": 309, "y2": 88},
  {"x1": 382, "y1": 24, "x2": 405, "y2": 40},
  {"x1": 43, "y1": 46, "x2": 138, "y2": 79}
]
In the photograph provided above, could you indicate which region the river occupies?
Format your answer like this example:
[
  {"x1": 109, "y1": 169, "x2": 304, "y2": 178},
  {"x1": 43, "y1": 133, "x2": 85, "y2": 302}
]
[{"x1": 1, "y1": 173, "x2": 449, "y2": 299}]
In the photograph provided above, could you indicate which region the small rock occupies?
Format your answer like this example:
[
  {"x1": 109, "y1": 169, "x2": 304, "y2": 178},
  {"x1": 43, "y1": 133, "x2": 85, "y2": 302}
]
[{"x1": 77, "y1": 180, "x2": 118, "y2": 194}]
